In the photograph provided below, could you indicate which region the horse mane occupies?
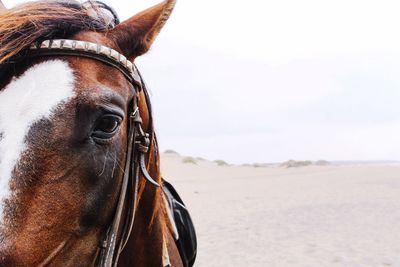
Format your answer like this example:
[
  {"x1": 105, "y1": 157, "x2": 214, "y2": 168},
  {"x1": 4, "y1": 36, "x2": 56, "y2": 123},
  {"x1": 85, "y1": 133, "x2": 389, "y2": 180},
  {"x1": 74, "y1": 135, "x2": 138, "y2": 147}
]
[{"x1": 0, "y1": 0, "x2": 112, "y2": 63}]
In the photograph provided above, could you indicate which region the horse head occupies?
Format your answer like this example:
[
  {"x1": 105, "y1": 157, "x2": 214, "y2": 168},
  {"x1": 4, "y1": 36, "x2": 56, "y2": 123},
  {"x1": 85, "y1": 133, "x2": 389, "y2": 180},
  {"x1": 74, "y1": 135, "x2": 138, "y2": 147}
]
[{"x1": 0, "y1": 1, "x2": 181, "y2": 265}]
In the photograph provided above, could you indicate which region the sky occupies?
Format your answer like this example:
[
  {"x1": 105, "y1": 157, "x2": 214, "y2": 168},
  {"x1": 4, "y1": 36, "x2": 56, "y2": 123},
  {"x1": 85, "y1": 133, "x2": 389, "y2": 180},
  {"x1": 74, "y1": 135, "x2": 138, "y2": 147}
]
[{"x1": 5, "y1": 0, "x2": 400, "y2": 163}]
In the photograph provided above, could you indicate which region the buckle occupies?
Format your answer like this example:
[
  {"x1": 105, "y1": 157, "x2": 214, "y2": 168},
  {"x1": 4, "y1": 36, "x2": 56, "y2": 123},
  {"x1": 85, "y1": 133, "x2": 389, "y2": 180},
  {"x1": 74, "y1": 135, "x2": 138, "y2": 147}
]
[{"x1": 136, "y1": 133, "x2": 150, "y2": 153}]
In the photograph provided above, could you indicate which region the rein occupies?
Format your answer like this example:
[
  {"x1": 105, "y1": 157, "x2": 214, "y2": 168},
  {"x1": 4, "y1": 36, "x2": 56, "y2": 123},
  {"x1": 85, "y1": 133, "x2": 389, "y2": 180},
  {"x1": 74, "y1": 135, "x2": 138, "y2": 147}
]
[{"x1": 24, "y1": 39, "x2": 160, "y2": 266}]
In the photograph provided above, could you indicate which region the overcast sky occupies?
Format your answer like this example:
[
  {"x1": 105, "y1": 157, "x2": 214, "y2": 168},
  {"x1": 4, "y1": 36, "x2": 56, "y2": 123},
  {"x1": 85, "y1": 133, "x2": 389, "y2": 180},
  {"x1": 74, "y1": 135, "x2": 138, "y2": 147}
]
[{"x1": 6, "y1": 0, "x2": 400, "y2": 163}]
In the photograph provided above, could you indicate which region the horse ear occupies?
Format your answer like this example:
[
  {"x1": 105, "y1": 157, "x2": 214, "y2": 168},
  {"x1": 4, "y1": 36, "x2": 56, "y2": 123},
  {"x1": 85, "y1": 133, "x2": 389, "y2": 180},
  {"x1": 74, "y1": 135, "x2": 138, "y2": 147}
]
[
  {"x1": 110, "y1": 0, "x2": 176, "y2": 60},
  {"x1": 0, "y1": 0, "x2": 6, "y2": 9}
]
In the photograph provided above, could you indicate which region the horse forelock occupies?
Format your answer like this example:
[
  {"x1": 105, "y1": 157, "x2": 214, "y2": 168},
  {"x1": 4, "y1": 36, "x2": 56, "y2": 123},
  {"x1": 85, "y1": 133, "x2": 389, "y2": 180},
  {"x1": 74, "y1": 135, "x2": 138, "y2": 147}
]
[{"x1": 0, "y1": 0, "x2": 113, "y2": 64}]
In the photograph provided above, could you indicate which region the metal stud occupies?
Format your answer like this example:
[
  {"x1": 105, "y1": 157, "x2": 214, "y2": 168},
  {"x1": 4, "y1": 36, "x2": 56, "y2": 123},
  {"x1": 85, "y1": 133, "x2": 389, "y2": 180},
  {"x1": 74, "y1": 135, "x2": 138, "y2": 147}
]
[
  {"x1": 110, "y1": 49, "x2": 120, "y2": 61},
  {"x1": 126, "y1": 61, "x2": 134, "y2": 73},
  {"x1": 75, "y1": 41, "x2": 86, "y2": 50},
  {"x1": 87, "y1": 43, "x2": 98, "y2": 53},
  {"x1": 99, "y1": 45, "x2": 110, "y2": 56},
  {"x1": 40, "y1": 40, "x2": 50, "y2": 49},
  {"x1": 62, "y1": 40, "x2": 74, "y2": 49},
  {"x1": 50, "y1": 40, "x2": 62, "y2": 49},
  {"x1": 119, "y1": 55, "x2": 127, "y2": 66}
]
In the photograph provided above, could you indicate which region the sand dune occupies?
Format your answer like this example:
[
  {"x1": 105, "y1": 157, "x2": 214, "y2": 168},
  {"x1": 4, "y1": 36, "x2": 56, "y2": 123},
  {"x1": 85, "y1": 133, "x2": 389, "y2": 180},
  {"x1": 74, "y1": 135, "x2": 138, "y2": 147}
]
[{"x1": 161, "y1": 153, "x2": 400, "y2": 267}]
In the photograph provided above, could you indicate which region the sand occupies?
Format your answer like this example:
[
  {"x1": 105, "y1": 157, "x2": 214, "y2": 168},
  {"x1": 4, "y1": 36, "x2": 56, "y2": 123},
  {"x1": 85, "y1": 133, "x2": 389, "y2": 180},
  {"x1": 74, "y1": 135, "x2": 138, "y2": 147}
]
[{"x1": 160, "y1": 153, "x2": 400, "y2": 267}]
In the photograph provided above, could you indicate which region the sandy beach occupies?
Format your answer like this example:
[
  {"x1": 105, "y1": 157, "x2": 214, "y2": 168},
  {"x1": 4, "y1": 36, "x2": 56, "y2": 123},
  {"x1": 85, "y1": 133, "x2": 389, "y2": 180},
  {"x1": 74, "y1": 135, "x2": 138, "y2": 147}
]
[{"x1": 161, "y1": 153, "x2": 400, "y2": 267}]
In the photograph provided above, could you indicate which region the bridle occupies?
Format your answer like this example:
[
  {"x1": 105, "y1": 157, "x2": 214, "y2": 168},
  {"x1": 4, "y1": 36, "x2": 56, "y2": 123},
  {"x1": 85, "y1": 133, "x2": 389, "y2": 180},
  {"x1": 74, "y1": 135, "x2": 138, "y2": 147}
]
[{"x1": 22, "y1": 39, "x2": 160, "y2": 266}]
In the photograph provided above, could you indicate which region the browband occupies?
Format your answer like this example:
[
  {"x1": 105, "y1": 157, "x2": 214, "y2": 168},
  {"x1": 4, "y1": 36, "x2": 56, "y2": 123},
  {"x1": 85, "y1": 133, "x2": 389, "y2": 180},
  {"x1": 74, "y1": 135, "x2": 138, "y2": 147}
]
[{"x1": 28, "y1": 39, "x2": 142, "y2": 90}]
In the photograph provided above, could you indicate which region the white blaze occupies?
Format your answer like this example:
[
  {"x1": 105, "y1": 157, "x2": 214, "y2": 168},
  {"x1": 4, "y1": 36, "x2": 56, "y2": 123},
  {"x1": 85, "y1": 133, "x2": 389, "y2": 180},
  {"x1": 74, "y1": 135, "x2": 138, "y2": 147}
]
[{"x1": 0, "y1": 60, "x2": 75, "y2": 223}]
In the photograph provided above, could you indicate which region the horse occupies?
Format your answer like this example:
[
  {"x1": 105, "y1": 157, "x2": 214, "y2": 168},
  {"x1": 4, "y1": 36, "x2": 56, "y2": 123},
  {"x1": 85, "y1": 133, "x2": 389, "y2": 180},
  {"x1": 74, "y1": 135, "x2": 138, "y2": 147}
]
[{"x1": 0, "y1": 0, "x2": 195, "y2": 266}]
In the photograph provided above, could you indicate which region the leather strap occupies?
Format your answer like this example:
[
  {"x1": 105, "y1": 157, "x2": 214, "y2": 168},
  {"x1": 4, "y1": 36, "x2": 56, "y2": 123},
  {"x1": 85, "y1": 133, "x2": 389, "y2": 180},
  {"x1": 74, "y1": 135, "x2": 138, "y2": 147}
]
[
  {"x1": 97, "y1": 109, "x2": 133, "y2": 266},
  {"x1": 27, "y1": 47, "x2": 143, "y2": 90},
  {"x1": 97, "y1": 94, "x2": 160, "y2": 266}
]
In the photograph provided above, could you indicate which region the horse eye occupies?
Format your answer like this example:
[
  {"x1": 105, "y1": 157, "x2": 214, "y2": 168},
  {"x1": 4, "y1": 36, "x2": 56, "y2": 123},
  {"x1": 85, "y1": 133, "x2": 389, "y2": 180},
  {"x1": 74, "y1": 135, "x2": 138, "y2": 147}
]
[{"x1": 92, "y1": 115, "x2": 122, "y2": 140}]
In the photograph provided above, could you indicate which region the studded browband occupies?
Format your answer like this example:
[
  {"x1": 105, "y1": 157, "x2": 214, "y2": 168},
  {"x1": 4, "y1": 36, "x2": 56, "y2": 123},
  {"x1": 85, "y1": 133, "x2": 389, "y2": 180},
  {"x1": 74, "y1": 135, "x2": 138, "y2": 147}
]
[{"x1": 29, "y1": 39, "x2": 143, "y2": 91}]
